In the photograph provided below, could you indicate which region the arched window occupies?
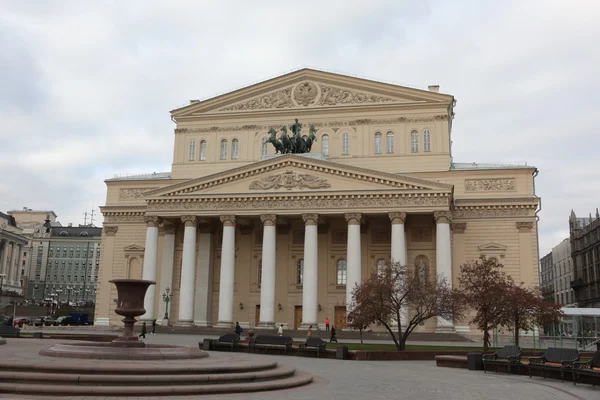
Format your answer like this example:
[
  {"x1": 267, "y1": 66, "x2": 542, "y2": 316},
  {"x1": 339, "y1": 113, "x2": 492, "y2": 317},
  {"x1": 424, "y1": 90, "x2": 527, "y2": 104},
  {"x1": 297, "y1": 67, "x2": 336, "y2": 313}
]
[
  {"x1": 336, "y1": 259, "x2": 347, "y2": 285},
  {"x1": 220, "y1": 139, "x2": 227, "y2": 160},
  {"x1": 261, "y1": 137, "x2": 268, "y2": 157},
  {"x1": 423, "y1": 129, "x2": 431, "y2": 152},
  {"x1": 377, "y1": 259, "x2": 387, "y2": 276},
  {"x1": 200, "y1": 140, "x2": 207, "y2": 161},
  {"x1": 386, "y1": 132, "x2": 394, "y2": 153},
  {"x1": 342, "y1": 133, "x2": 349, "y2": 155},
  {"x1": 188, "y1": 140, "x2": 196, "y2": 161},
  {"x1": 321, "y1": 134, "x2": 329, "y2": 156},
  {"x1": 297, "y1": 259, "x2": 304, "y2": 285},
  {"x1": 374, "y1": 132, "x2": 382, "y2": 154},
  {"x1": 411, "y1": 130, "x2": 419, "y2": 153},
  {"x1": 231, "y1": 138, "x2": 239, "y2": 159}
]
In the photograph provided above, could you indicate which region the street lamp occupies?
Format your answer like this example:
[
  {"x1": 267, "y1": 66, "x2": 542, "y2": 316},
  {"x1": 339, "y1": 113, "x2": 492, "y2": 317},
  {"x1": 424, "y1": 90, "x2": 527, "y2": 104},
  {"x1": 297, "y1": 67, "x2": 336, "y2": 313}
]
[
  {"x1": 162, "y1": 287, "x2": 173, "y2": 321},
  {"x1": 33, "y1": 284, "x2": 39, "y2": 304},
  {"x1": 55, "y1": 288, "x2": 63, "y2": 303},
  {"x1": 66, "y1": 285, "x2": 73, "y2": 304},
  {"x1": 74, "y1": 289, "x2": 79, "y2": 304},
  {"x1": 84, "y1": 288, "x2": 91, "y2": 302}
]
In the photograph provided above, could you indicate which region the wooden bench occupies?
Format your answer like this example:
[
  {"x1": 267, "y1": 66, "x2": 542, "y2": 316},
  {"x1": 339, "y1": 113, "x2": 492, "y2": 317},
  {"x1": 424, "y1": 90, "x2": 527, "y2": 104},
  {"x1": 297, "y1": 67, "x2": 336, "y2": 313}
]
[
  {"x1": 572, "y1": 350, "x2": 600, "y2": 386},
  {"x1": 298, "y1": 337, "x2": 327, "y2": 358},
  {"x1": 212, "y1": 333, "x2": 240, "y2": 352},
  {"x1": 528, "y1": 347, "x2": 580, "y2": 381},
  {"x1": 251, "y1": 335, "x2": 293, "y2": 354},
  {"x1": 482, "y1": 345, "x2": 521, "y2": 374}
]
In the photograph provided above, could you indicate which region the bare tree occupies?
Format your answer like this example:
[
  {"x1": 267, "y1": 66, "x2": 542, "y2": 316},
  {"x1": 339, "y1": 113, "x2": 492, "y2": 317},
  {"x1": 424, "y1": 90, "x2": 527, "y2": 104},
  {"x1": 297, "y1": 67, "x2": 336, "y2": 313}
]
[{"x1": 347, "y1": 262, "x2": 464, "y2": 351}]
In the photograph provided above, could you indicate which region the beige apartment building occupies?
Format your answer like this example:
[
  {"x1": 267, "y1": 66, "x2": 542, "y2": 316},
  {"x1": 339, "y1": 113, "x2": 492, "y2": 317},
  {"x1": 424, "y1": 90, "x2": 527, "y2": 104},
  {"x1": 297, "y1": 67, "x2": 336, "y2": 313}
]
[{"x1": 95, "y1": 69, "x2": 540, "y2": 332}]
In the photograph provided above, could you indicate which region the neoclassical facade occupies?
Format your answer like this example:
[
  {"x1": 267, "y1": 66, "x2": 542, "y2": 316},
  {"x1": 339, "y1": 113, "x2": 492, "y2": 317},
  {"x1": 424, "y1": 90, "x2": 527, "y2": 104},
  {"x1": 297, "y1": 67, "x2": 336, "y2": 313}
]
[
  {"x1": 0, "y1": 212, "x2": 29, "y2": 295},
  {"x1": 95, "y1": 69, "x2": 540, "y2": 332}
]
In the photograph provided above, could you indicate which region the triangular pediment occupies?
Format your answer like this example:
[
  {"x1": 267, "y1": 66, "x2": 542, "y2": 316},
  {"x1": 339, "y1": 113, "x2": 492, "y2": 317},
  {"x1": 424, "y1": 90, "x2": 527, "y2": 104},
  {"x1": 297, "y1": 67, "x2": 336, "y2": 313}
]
[
  {"x1": 124, "y1": 244, "x2": 145, "y2": 252},
  {"x1": 478, "y1": 242, "x2": 508, "y2": 252},
  {"x1": 144, "y1": 155, "x2": 453, "y2": 198},
  {"x1": 171, "y1": 68, "x2": 453, "y2": 116}
]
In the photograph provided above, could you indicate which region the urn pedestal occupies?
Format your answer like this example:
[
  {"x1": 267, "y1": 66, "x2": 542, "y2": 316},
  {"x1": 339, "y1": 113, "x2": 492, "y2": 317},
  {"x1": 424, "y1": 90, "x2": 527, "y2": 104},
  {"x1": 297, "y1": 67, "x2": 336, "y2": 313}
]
[{"x1": 109, "y1": 279, "x2": 155, "y2": 348}]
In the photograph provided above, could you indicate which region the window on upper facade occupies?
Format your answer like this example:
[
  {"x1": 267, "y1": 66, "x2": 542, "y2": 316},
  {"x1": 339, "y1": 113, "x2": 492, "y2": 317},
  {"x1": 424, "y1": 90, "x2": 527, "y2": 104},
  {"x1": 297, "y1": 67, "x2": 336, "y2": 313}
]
[
  {"x1": 200, "y1": 140, "x2": 207, "y2": 161},
  {"x1": 261, "y1": 137, "x2": 268, "y2": 157},
  {"x1": 342, "y1": 133, "x2": 349, "y2": 155},
  {"x1": 424, "y1": 129, "x2": 431, "y2": 152},
  {"x1": 188, "y1": 140, "x2": 196, "y2": 161},
  {"x1": 296, "y1": 259, "x2": 304, "y2": 285},
  {"x1": 377, "y1": 259, "x2": 387, "y2": 276},
  {"x1": 231, "y1": 138, "x2": 239, "y2": 159},
  {"x1": 374, "y1": 132, "x2": 382, "y2": 154},
  {"x1": 386, "y1": 132, "x2": 394, "y2": 153},
  {"x1": 411, "y1": 130, "x2": 419, "y2": 152},
  {"x1": 220, "y1": 139, "x2": 227, "y2": 160},
  {"x1": 337, "y1": 259, "x2": 347, "y2": 285},
  {"x1": 321, "y1": 134, "x2": 329, "y2": 156}
]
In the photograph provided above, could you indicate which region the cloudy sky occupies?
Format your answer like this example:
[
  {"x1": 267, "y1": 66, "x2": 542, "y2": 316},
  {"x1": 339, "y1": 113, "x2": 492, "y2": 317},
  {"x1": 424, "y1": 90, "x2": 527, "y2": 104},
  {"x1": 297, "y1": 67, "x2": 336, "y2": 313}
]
[{"x1": 1, "y1": 0, "x2": 599, "y2": 256}]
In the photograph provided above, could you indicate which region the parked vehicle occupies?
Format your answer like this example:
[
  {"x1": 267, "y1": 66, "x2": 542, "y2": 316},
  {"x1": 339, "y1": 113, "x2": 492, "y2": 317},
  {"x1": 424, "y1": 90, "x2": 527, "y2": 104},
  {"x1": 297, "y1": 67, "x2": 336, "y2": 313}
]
[
  {"x1": 12, "y1": 318, "x2": 31, "y2": 328},
  {"x1": 43, "y1": 317, "x2": 56, "y2": 326},
  {"x1": 55, "y1": 316, "x2": 74, "y2": 326}
]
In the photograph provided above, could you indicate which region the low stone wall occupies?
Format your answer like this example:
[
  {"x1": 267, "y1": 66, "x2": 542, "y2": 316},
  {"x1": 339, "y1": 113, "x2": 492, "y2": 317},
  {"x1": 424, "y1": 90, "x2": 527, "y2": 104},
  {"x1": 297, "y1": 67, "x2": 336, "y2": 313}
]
[{"x1": 22, "y1": 325, "x2": 121, "y2": 332}]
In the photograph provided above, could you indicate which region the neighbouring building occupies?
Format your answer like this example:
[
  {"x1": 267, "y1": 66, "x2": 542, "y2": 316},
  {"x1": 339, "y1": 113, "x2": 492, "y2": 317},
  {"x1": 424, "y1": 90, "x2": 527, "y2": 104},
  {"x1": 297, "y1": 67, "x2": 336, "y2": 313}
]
[
  {"x1": 0, "y1": 212, "x2": 29, "y2": 295},
  {"x1": 95, "y1": 69, "x2": 541, "y2": 332},
  {"x1": 540, "y1": 252, "x2": 554, "y2": 303},
  {"x1": 551, "y1": 238, "x2": 575, "y2": 306},
  {"x1": 7, "y1": 208, "x2": 60, "y2": 298},
  {"x1": 569, "y1": 210, "x2": 600, "y2": 308}
]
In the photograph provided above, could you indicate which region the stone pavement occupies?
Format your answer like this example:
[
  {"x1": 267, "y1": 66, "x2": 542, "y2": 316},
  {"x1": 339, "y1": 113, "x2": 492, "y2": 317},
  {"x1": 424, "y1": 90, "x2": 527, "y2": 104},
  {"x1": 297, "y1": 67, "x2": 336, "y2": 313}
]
[{"x1": 0, "y1": 335, "x2": 598, "y2": 400}]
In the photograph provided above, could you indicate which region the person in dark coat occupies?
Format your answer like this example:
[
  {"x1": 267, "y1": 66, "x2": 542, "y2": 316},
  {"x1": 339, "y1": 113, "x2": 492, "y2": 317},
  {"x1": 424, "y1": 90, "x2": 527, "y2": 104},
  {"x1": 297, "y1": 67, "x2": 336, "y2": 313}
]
[
  {"x1": 235, "y1": 321, "x2": 243, "y2": 337},
  {"x1": 330, "y1": 326, "x2": 338, "y2": 343},
  {"x1": 152, "y1": 319, "x2": 157, "y2": 334},
  {"x1": 139, "y1": 322, "x2": 147, "y2": 338}
]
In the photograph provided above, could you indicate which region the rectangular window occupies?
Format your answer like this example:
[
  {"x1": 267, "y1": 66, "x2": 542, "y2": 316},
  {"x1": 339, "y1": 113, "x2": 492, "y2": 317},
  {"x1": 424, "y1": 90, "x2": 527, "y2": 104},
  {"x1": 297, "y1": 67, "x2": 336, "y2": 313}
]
[
  {"x1": 411, "y1": 131, "x2": 419, "y2": 153},
  {"x1": 423, "y1": 129, "x2": 431, "y2": 152},
  {"x1": 200, "y1": 141, "x2": 207, "y2": 161}
]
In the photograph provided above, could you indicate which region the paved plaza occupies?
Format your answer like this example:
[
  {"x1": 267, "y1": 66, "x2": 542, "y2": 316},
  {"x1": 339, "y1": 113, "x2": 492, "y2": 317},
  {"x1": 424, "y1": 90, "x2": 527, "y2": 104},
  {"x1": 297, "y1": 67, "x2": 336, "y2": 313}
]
[{"x1": 0, "y1": 334, "x2": 598, "y2": 400}]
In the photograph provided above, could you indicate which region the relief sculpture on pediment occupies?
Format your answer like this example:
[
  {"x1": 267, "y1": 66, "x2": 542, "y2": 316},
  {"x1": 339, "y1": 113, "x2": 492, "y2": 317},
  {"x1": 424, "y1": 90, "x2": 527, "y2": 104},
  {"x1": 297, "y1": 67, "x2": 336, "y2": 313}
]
[
  {"x1": 317, "y1": 84, "x2": 396, "y2": 106},
  {"x1": 249, "y1": 170, "x2": 331, "y2": 191},
  {"x1": 219, "y1": 88, "x2": 294, "y2": 111}
]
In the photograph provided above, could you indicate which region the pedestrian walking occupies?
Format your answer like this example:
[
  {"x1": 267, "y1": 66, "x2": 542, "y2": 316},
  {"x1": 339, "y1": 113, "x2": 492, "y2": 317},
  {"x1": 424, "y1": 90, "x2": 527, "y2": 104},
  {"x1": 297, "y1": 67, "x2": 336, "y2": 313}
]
[
  {"x1": 277, "y1": 324, "x2": 283, "y2": 336},
  {"x1": 325, "y1": 317, "x2": 330, "y2": 331},
  {"x1": 307, "y1": 325, "x2": 312, "y2": 338},
  {"x1": 139, "y1": 322, "x2": 147, "y2": 338},
  {"x1": 151, "y1": 319, "x2": 157, "y2": 334},
  {"x1": 330, "y1": 326, "x2": 338, "y2": 343},
  {"x1": 235, "y1": 321, "x2": 243, "y2": 337}
]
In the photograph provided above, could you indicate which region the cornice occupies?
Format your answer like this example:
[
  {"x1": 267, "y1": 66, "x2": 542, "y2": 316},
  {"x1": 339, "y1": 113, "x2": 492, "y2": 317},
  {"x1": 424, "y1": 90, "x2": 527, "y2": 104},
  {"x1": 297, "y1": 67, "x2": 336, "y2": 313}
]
[
  {"x1": 453, "y1": 204, "x2": 537, "y2": 219},
  {"x1": 144, "y1": 155, "x2": 453, "y2": 198},
  {"x1": 454, "y1": 197, "x2": 539, "y2": 205}
]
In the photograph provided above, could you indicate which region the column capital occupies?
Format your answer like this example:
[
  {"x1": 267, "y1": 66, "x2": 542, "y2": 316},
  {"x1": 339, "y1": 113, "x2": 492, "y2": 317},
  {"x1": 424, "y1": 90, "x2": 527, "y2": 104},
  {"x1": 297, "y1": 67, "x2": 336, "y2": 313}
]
[
  {"x1": 220, "y1": 215, "x2": 236, "y2": 227},
  {"x1": 181, "y1": 215, "x2": 197, "y2": 227},
  {"x1": 302, "y1": 213, "x2": 319, "y2": 226},
  {"x1": 389, "y1": 212, "x2": 407, "y2": 224},
  {"x1": 260, "y1": 214, "x2": 277, "y2": 226},
  {"x1": 144, "y1": 215, "x2": 161, "y2": 227},
  {"x1": 104, "y1": 226, "x2": 118, "y2": 236},
  {"x1": 433, "y1": 211, "x2": 452, "y2": 224},
  {"x1": 516, "y1": 221, "x2": 534, "y2": 232},
  {"x1": 345, "y1": 213, "x2": 362, "y2": 225},
  {"x1": 451, "y1": 223, "x2": 467, "y2": 233}
]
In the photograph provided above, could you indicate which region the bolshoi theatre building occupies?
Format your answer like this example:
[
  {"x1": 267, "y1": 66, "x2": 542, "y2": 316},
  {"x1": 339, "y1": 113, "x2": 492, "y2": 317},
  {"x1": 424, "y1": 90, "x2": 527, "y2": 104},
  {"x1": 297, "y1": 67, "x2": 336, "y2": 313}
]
[{"x1": 95, "y1": 69, "x2": 540, "y2": 333}]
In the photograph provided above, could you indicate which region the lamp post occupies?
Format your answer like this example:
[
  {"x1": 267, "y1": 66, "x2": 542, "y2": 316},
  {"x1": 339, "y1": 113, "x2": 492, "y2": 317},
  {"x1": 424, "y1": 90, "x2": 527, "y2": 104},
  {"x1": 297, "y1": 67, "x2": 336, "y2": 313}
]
[
  {"x1": 84, "y1": 288, "x2": 91, "y2": 302},
  {"x1": 74, "y1": 289, "x2": 79, "y2": 304},
  {"x1": 33, "y1": 284, "x2": 39, "y2": 304},
  {"x1": 55, "y1": 288, "x2": 63, "y2": 304},
  {"x1": 162, "y1": 287, "x2": 173, "y2": 321},
  {"x1": 66, "y1": 285, "x2": 72, "y2": 304}
]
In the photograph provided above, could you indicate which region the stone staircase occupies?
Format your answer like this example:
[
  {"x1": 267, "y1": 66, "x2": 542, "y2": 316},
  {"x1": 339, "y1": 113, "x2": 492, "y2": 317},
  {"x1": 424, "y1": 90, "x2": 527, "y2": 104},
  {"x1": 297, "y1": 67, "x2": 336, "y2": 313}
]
[{"x1": 0, "y1": 357, "x2": 313, "y2": 396}]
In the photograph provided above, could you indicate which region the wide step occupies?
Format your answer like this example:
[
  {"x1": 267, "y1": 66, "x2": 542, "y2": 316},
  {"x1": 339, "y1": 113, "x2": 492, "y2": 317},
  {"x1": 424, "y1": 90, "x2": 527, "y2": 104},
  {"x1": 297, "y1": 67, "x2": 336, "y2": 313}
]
[{"x1": 0, "y1": 372, "x2": 313, "y2": 396}]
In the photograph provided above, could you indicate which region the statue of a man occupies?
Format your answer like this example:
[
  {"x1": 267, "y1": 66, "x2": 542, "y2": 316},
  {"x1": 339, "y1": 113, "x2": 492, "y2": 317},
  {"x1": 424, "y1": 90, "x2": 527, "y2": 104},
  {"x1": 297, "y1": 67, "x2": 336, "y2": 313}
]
[{"x1": 290, "y1": 118, "x2": 302, "y2": 137}]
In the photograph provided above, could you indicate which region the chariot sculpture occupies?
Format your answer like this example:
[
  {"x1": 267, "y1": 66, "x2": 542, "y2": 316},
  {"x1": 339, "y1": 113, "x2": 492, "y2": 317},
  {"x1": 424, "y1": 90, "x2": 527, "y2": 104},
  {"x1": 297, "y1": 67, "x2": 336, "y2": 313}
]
[{"x1": 267, "y1": 119, "x2": 317, "y2": 154}]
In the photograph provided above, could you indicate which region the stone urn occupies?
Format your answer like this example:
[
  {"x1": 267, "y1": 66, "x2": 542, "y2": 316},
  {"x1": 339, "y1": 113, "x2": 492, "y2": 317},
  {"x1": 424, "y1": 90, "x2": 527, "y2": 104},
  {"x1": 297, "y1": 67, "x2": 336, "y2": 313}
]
[{"x1": 109, "y1": 279, "x2": 155, "y2": 347}]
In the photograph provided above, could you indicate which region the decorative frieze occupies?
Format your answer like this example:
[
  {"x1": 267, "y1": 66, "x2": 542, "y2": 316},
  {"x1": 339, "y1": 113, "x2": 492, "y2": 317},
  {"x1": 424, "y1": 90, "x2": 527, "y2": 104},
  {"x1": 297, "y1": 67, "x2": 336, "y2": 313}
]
[
  {"x1": 465, "y1": 179, "x2": 515, "y2": 192},
  {"x1": 411, "y1": 227, "x2": 432, "y2": 242},
  {"x1": 317, "y1": 84, "x2": 396, "y2": 106},
  {"x1": 219, "y1": 88, "x2": 294, "y2": 111},
  {"x1": 119, "y1": 188, "x2": 157, "y2": 200},
  {"x1": 249, "y1": 170, "x2": 331, "y2": 191},
  {"x1": 103, "y1": 214, "x2": 146, "y2": 224},
  {"x1": 453, "y1": 207, "x2": 534, "y2": 219}
]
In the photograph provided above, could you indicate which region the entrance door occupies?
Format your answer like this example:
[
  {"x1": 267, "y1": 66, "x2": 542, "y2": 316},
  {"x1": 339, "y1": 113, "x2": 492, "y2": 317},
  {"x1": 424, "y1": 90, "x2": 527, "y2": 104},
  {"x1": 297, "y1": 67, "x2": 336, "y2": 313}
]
[
  {"x1": 334, "y1": 306, "x2": 347, "y2": 330},
  {"x1": 294, "y1": 306, "x2": 302, "y2": 329},
  {"x1": 255, "y1": 305, "x2": 260, "y2": 327}
]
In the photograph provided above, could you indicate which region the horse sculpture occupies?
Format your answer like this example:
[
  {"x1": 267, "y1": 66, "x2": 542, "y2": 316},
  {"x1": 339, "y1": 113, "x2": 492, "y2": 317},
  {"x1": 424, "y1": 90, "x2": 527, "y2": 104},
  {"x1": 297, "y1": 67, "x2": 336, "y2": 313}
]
[{"x1": 266, "y1": 119, "x2": 316, "y2": 154}]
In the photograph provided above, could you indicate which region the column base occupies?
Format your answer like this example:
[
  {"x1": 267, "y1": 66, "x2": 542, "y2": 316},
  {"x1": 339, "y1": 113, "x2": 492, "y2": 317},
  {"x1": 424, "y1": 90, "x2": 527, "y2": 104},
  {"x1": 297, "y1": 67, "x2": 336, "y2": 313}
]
[
  {"x1": 435, "y1": 325, "x2": 456, "y2": 334},
  {"x1": 256, "y1": 321, "x2": 276, "y2": 329},
  {"x1": 175, "y1": 319, "x2": 193, "y2": 327},
  {"x1": 215, "y1": 321, "x2": 234, "y2": 329},
  {"x1": 193, "y1": 320, "x2": 212, "y2": 327},
  {"x1": 299, "y1": 322, "x2": 317, "y2": 330},
  {"x1": 94, "y1": 317, "x2": 110, "y2": 326},
  {"x1": 454, "y1": 325, "x2": 472, "y2": 334}
]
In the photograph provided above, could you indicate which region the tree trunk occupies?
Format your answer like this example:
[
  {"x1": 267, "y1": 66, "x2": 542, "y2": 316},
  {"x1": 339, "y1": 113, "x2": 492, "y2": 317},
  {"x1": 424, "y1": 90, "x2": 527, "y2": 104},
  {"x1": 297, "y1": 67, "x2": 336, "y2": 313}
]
[
  {"x1": 483, "y1": 329, "x2": 490, "y2": 351},
  {"x1": 514, "y1": 312, "x2": 520, "y2": 347},
  {"x1": 398, "y1": 334, "x2": 407, "y2": 351},
  {"x1": 359, "y1": 329, "x2": 364, "y2": 347}
]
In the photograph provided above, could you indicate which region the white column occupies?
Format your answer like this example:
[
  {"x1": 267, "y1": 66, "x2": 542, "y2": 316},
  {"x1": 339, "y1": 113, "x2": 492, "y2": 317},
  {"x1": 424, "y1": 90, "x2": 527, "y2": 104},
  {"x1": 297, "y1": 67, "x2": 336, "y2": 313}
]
[
  {"x1": 216, "y1": 215, "x2": 236, "y2": 328},
  {"x1": 0, "y1": 240, "x2": 6, "y2": 277},
  {"x1": 345, "y1": 213, "x2": 362, "y2": 312},
  {"x1": 141, "y1": 217, "x2": 160, "y2": 321},
  {"x1": 390, "y1": 212, "x2": 408, "y2": 328},
  {"x1": 13, "y1": 244, "x2": 22, "y2": 285},
  {"x1": 157, "y1": 225, "x2": 175, "y2": 325},
  {"x1": 301, "y1": 214, "x2": 318, "y2": 329},
  {"x1": 8, "y1": 243, "x2": 16, "y2": 285},
  {"x1": 194, "y1": 225, "x2": 214, "y2": 326},
  {"x1": 178, "y1": 216, "x2": 197, "y2": 326},
  {"x1": 258, "y1": 214, "x2": 277, "y2": 328},
  {"x1": 435, "y1": 211, "x2": 455, "y2": 332}
]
